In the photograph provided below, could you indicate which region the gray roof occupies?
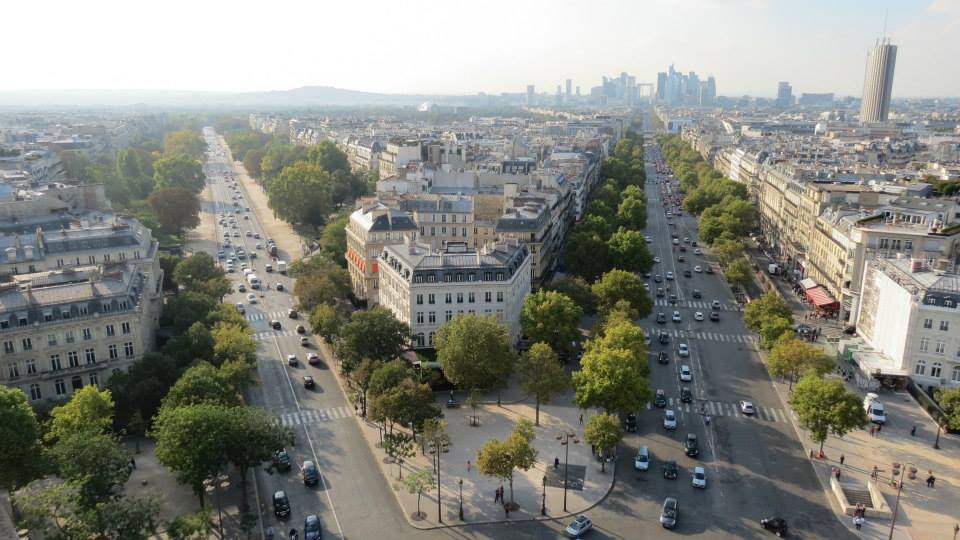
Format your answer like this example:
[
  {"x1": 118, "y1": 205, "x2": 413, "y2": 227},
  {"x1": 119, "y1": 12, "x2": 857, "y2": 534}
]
[
  {"x1": 381, "y1": 241, "x2": 529, "y2": 283},
  {"x1": 399, "y1": 197, "x2": 473, "y2": 214}
]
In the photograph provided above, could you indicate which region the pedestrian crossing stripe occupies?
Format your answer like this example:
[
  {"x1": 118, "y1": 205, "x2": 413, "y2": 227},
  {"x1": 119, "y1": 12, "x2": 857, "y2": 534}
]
[
  {"x1": 651, "y1": 398, "x2": 788, "y2": 423},
  {"x1": 652, "y1": 299, "x2": 739, "y2": 311},
  {"x1": 279, "y1": 406, "x2": 356, "y2": 426},
  {"x1": 255, "y1": 330, "x2": 298, "y2": 341},
  {"x1": 246, "y1": 311, "x2": 289, "y2": 322},
  {"x1": 645, "y1": 327, "x2": 755, "y2": 343}
]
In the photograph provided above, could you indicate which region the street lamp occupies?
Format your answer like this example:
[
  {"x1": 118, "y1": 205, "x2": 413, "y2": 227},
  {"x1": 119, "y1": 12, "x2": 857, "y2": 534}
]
[
  {"x1": 557, "y1": 431, "x2": 579, "y2": 512},
  {"x1": 888, "y1": 462, "x2": 915, "y2": 540},
  {"x1": 458, "y1": 478, "x2": 464, "y2": 521},
  {"x1": 541, "y1": 474, "x2": 547, "y2": 516}
]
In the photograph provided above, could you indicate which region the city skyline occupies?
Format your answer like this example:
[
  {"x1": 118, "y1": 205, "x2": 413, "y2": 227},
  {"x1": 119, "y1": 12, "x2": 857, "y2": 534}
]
[{"x1": 2, "y1": 0, "x2": 958, "y2": 98}]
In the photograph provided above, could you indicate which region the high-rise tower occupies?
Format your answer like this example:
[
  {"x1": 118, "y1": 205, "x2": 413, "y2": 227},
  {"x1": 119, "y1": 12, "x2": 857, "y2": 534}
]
[{"x1": 860, "y1": 38, "x2": 897, "y2": 123}]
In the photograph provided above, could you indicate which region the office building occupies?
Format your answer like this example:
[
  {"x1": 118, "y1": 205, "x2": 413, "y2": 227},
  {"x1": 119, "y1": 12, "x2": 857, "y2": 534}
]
[
  {"x1": 656, "y1": 72, "x2": 667, "y2": 101},
  {"x1": 776, "y1": 82, "x2": 793, "y2": 108},
  {"x1": 860, "y1": 38, "x2": 897, "y2": 123},
  {"x1": 525, "y1": 85, "x2": 536, "y2": 107},
  {"x1": 565, "y1": 79, "x2": 572, "y2": 100}
]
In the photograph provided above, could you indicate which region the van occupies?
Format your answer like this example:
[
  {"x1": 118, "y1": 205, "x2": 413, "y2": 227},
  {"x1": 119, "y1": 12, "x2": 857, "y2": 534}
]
[
  {"x1": 277, "y1": 261, "x2": 287, "y2": 274},
  {"x1": 864, "y1": 393, "x2": 886, "y2": 424},
  {"x1": 265, "y1": 263, "x2": 273, "y2": 273}
]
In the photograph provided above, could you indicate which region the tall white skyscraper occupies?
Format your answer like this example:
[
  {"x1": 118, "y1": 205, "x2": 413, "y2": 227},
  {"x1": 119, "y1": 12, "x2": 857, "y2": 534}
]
[{"x1": 860, "y1": 38, "x2": 897, "y2": 123}]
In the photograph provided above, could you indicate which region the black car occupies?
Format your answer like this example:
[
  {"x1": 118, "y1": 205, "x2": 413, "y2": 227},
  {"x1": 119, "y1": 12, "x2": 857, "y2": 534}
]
[
  {"x1": 274, "y1": 449, "x2": 292, "y2": 472},
  {"x1": 710, "y1": 312, "x2": 720, "y2": 322},
  {"x1": 658, "y1": 332, "x2": 671, "y2": 344},
  {"x1": 656, "y1": 312, "x2": 667, "y2": 324},
  {"x1": 302, "y1": 461, "x2": 319, "y2": 486},
  {"x1": 691, "y1": 240, "x2": 698, "y2": 247},
  {"x1": 643, "y1": 272, "x2": 651, "y2": 279},
  {"x1": 304, "y1": 514, "x2": 322, "y2": 540},
  {"x1": 658, "y1": 351, "x2": 670, "y2": 364},
  {"x1": 685, "y1": 434, "x2": 700, "y2": 457},
  {"x1": 271, "y1": 320, "x2": 282, "y2": 330},
  {"x1": 683, "y1": 269, "x2": 692, "y2": 278},
  {"x1": 705, "y1": 266, "x2": 714, "y2": 274},
  {"x1": 303, "y1": 375, "x2": 315, "y2": 389},
  {"x1": 663, "y1": 460, "x2": 679, "y2": 480},
  {"x1": 656, "y1": 288, "x2": 665, "y2": 298},
  {"x1": 654, "y1": 389, "x2": 667, "y2": 408},
  {"x1": 625, "y1": 413, "x2": 638, "y2": 432},
  {"x1": 654, "y1": 274, "x2": 663, "y2": 283},
  {"x1": 678, "y1": 249, "x2": 686, "y2": 255},
  {"x1": 692, "y1": 289, "x2": 702, "y2": 298},
  {"x1": 273, "y1": 490, "x2": 291, "y2": 518},
  {"x1": 761, "y1": 516, "x2": 788, "y2": 537},
  {"x1": 680, "y1": 387, "x2": 693, "y2": 403},
  {"x1": 668, "y1": 294, "x2": 677, "y2": 304}
]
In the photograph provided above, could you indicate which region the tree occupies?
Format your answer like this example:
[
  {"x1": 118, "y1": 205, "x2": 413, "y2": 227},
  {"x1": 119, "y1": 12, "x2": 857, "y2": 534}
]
[
  {"x1": 220, "y1": 407, "x2": 293, "y2": 512},
  {"x1": 148, "y1": 187, "x2": 200, "y2": 235},
  {"x1": 714, "y1": 239, "x2": 745, "y2": 269},
  {"x1": 267, "y1": 161, "x2": 334, "y2": 227},
  {"x1": 167, "y1": 510, "x2": 214, "y2": 540},
  {"x1": 294, "y1": 271, "x2": 349, "y2": 311},
  {"x1": 163, "y1": 321, "x2": 215, "y2": 367},
  {"x1": 211, "y1": 323, "x2": 257, "y2": 367},
  {"x1": 584, "y1": 413, "x2": 624, "y2": 473},
  {"x1": 791, "y1": 373, "x2": 866, "y2": 453},
  {"x1": 309, "y1": 304, "x2": 346, "y2": 344},
  {"x1": 242, "y1": 149, "x2": 265, "y2": 178},
  {"x1": 370, "y1": 378, "x2": 441, "y2": 438},
  {"x1": 151, "y1": 404, "x2": 232, "y2": 505},
  {"x1": 573, "y1": 348, "x2": 651, "y2": 415},
  {"x1": 617, "y1": 196, "x2": 647, "y2": 230},
  {"x1": 743, "y1": 291, "x2": 794, "y2": 333},
  {"x1": 585, "y1": 200, "x2": 616, "y2": 223},
  {"x1": 563, "y1": 231, "x2": 611, "y2": 281},
  {"x1": 116, "y1": 148, "x2": 153, "y2": 198},
  {"x1": 162, "y1": 362, "x2": 240, "y2": 409},
  {"x1": 937, "y1": 387, "x2": 960, "y2": 431},
  {"x1": 592, "y1": 269, "x2": 652, "y2": 319},
  {"x1": 337, "y1": 307, "x2": 410, "y2": 372},
  {"x1": 318, "y1": 211, "x2": 350, "y2": 264},
  {"x1": 759, "y1": 316, "x2": 795, "y2": 350},
  {"x1": 48, "y1": 386, "x2": 115, "y2": 442},
  {"x1": 516, "y1": 344, "x2": 568, "y2": 426},
  {"x1": 520, "y1": 290, "x2": 583, "y2": 359},
  {"x1": 383, "y1": 432, "x2": 415, "y2": 479},
  {"x1": 401, "y1": 470, "x2": 434, "y2": 519},
  {"x1": 159, "y1": 252, "x2": 183, "y2": 291},
  {"x1": 768, "y1": 338, "x2": 835, "y2": 389},
  {"x1": 591, "y1": 320, "x2": 649, "y2": 373},
  {"x1": 436, "y1": 314, "x2": 515, "y2": 395},
  {"x1": 164, "y1": 130, "x2": 207, "y2": 160},
  {"x1": 153, "y1": 155, "x2": 205, "y2": 193},
  {"x1": 173, "y1": 252, "x2": 224, "y2": 291},
  {"x1": 545, "y1": 276, "x2": 597, "y2": 315},
  {"x1": 368, "y1": 359, "x2": 414, "y2": 400},
  {"x1": 476, "y1": 419, "x2": 537, "y2": 505},
  {"x1": 724, "y1": 258, "x2": 752, "y2": 289},
  {"x1": 108, "y1": 352, "x2": 182, "y2": 428},
  {"x1": 606, "y1": 228, "x2": 654, "y2": 274},
  {"x1": 591, "y1": 181, "x2": 621, "y2": 210},
  {"x1": 350, "y1": 358, "x2": 377, "y2": 417},
  {"x1": 49, "y1": 431, "x2": 131, "y2": 508},
  {"x1": 0, "y1": 387, "x2": 42, "y2": 490},
  {"x1": 308, "y1": 140, "x2": 351, "y2": 174}
]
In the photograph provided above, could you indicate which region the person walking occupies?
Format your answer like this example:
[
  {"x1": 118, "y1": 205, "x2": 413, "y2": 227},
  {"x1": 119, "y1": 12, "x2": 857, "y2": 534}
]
[
  {"x1": 840, "y1": 454, "x2": 845, "y2": 466},
  {"x1": 869, "y1": 425, "x2": 876, "y2": 437},
  {"x1": 835, "y1": 468, "x2": 842, "y2": 481},
  {"x1": 554, "y1": 457, "x2": 560, "y2": 470},
  {"x1": 854, "y1": 516, "x2": 864, "y2": 530},
  {"x1": 910, "y1": 425, "x2": 916, "y2": 437},
  {"x1": 504, "y1": 503, "x2": 510, "y2": 519},
  {"x1": 876, "y1": 423, "x2": 882, "y2": 434},
  {"x1": 579, "y1": 413, "x2": 584, "y2": 425},
  {"x1": 467, "y1": 460, "x2": 471, "y2": 473}
]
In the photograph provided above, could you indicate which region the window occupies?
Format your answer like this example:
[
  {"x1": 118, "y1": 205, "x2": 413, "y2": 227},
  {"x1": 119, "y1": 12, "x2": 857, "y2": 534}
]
[
  {"x1": 121, "y1": 322, "x2": 131, "y2": 334},
  {"x1": 68, "y1": 351, "x2": 79, "y2": 366},
  {"x1": 915, "y1": 358, "x2": 927, "y2": 375},
  {"x1": 940, "y1": 321, "x2": 950, "y2": 331},
  {"x1": 430, "y1": 227, "x2": 436, "y2": 236},
  {"x1": 497, "y1": 292, "x2": 504, "y2": 302},
  {"x1": 468, "y1": 273, "x2": 476, "y2": 282},
  {"x1": 89, "y1": 373, "x2": 99, "y2": 387},
  {"x1": 904, "y1": 240, "x2": 913, "y2": 251},
  {"x1": 456, "y1": 293, "x2": 463, "y2": 304},
  {"x1": 920, "y1": 337, "x2": 930, "y2": 352},
  {"x1": 18, "y1": 315, "x2": 28, "y2": 327},
  {"x1": 496, "y1": 272, "x2": 504, "y2": 281},
  {"x1": 452, "y1": 228, "x2": 457, "y2": 237},
  {"x1": 43, "y1": 311, "x2": 53, "y2": 322},
  {"x1": 468, "y1": 292, "x2": 475, "y2": 303},
  {"x1": 452, "y1": 215, "x2": 457, "y2": 223},
  {"x1": 484, "y1": 272, "x2": 492, "y2": 281},
  {"x1": 936, "y1": 341, "x2": 946, "y2": 355},
  {"x1": 65, "y1": 330, "x2": 75, "y2": 343},
  {"x1": 82, "y1": 328, "x2": 93, "y2": 341},
  {"x1": 441, "y1": 214, "x2": 447, "y2": 223},
  {"x1": 428, "y1": 332, "x2": 435, "y2": 346},
  {"x1": 106, "y1": 324, "x2": 116, "y2": 337},
  {"x1": 85, "y1": 348, "x2": 96, "y2": 364},
  {"x1": 0, "y1": 320, "x2": 7, "y2": 329},
  {"x1": 109, "y1": 344, "x2": 119, "y2": 359},
  {"x1": 416, "y1": 294, "x2": 423, "y2": 305},
  {"x1": 485, "y1": 292, "x2": 492, "y2": 302},
  {"x1": 953, "y1": 365, "x2": 960, "y2": 383},
  {"x1": 496, "y1": 308, "x2": 504, "y2": 320},
  {"x1": 924, "y1": 319, "x2": 933, "y2": 329},
  {"x1": 441, "y1": 227, "x2": 447, "y2": 235},
  {"x1": 428, "y1": 312, "x2": 436, "y2": 324},
  {"x1": 55, "y1": 379, "x2": 67, "y2": 396},
  {"x1": 21, "y1": 338, "x2": 32, "y2": 351},
  {"x1": 71, "y1": 376, "x2": 83, "y2": 390},
  {"x1": 931, "y1": 362, "x2": 943, "y2": 378},
  {"x1": 455, "y1": 273, "x2": 463, "y2": 282},
  {"x1": 445, "y1": 310, "x2": 453, "y2": 322},
  {"x1": 416, "y1": 333, "x2": 425, "y2": 347},
  {"x1": 61, "y1": 308, "x2": 71, "y2": 320},
  {"x1": 416, "y1": 312, "x2": 424, "y2": 324},
  {"x1": 428, "y1": 294, "x2": 435, "y2": 305},
  {"x1": 51, "y1": 354, "x2": 63, "y2": 371},
  {"x1": 927, "y1": 297, "x2": 938, "y2": 305},
  {"x1": 29, "y1": 384, "x2": 41, "y2": 401},
  {"x1": 445, "y1": 293, "x2": 452, "y2": 304},
  {"x1": 3, "y1": 341, "x2": 14, "y2": 354},
  {"x1": 48, "y1": 334, "x2": 57, "y2": 346},
  {"x1": 946, "y1": 298, "x2": 956, "y2": 308},
  {"x1": 7, "y1": 362, "x2": 19, "y2": 379},
  {"x1": 25, "y1": 358, "x2": 36, "y2": 375},
  {"x1": 78, "y1": 304, "x2": 88, "y2": 316},
  {"x1": 462, "y1": 228, "x2": 467, "y2": 237},
  {"x1": 124, "y1": 342, "x2": 134, "y2": 358}
]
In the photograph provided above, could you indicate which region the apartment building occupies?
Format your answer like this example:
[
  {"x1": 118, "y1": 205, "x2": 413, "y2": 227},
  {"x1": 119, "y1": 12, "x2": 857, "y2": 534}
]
[
  {"x1": 376, "y1": 240, "x2": 531, "y2": 349},
  {"x1": 345, "y1": 203, "x2": 418, "y2": 306},
  {"x1": 345, "y1": 138, "x2": 383, "y2": 172},
  {"x1": 0, "y1": 263, "x2": 162, "y2": 403},
  {"x1": 379, "y1": 140, "x2": 423, "y2": 179}
]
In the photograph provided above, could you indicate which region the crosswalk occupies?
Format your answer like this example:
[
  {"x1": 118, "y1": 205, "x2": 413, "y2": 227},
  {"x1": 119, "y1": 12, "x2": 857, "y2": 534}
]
[
  {"x1": 648, "y1": 399, "x2": 793, "y2": 423},
  {"x1": 255, "y1": 330, "x2": 298, "y2": 341},
  {"x1": 646, "y1": 327, "x2": 756, "y2": 344},
  {"x1": 279, "y1": 406, "x2": 355, "y2": 426},
  {"x1": 247, "y1": 311, "x2": 289, "y2": 322},
  {"x1": 653, "y1": 299, "x2": 739, "y2": 311}
]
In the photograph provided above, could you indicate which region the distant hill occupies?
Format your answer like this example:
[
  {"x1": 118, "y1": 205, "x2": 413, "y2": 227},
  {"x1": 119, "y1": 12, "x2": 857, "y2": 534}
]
[{"x1": 0, "y1": 86, "x2": 480, "y2": 109}]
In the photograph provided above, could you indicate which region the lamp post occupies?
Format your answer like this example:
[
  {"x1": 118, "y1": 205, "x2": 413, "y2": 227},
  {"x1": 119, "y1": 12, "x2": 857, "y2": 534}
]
[
  {"x1": 436, "y1": 448, "x2": 442, "y2": 523},
  {"x1": 458, "y1": 478, "x2": 464, "y2": 521},
  {"x1": 888, "y1": 462, "x2": 914, "y2": 540},
  {"x1": 557, "y1": 431, "x2": 579, "y2": 512},
  {"x1": 541, "y1": 474, "x2": 547, "y2": 516}
]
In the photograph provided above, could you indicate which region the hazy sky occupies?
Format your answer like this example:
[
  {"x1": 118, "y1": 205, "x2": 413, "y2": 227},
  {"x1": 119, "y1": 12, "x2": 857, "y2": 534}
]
[{"x1": 5, "y1": 0, "x2": 958, "y2": 97}]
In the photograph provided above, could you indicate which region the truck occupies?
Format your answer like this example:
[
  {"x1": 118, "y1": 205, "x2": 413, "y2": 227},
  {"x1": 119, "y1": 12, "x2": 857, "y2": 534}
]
[
  {"x1": 246, "y1": 273, "x2": 261, "y2": 289},
  {"x1": 863, "y1": 393, "x2": 886, "y2": 424},
  {"x1": 277, "y1": 261, "x2": 287, "y2": 274}
]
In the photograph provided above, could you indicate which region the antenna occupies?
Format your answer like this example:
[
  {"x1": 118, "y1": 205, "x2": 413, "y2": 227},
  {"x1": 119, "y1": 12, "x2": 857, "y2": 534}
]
[{"x1": 882, "y1": 8, "x2": 888, "y2": 39}]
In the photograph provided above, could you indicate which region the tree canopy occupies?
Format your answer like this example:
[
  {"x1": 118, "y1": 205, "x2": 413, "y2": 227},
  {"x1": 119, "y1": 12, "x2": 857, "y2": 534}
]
[
  {"x1": 436, "y1": 314, "x2": 515, "y2": 392},
  {"x1": 516, "y1": 343, "x2": 568, "y2": 426},
  {"x1": 791, "y1": 373, "x2": 866, "y2": 451},
  {"x1": 520, "y1": 290, "x2": 583, "y2": 358}
]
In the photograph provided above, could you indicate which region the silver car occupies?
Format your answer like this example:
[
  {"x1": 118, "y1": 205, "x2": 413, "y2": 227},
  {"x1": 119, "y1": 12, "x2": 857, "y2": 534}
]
[{"x1": 660, "y1": 497, "x2": 678, "y2": 529}]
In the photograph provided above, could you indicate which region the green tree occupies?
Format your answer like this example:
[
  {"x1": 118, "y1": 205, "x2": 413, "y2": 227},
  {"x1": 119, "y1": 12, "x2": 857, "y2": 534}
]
[
  {"x1": 267, "y1": 161, "x2": 333, "y2": 227},
  {"x1": 516, "y1": 343, "x2": 568, "y2": 426},
  {"x1": 743, "y1": 291, "x2": 794, "y2": 333},
  {"x1": 591, "y1": 181, "x2": 621, "y2": 210},
  {"x1": 724, "y1": 258, "x2": 752, "y2": 290},
  {"x1": 151, "y1": 404, "x2": 232, "y2": 505},
  {"x1": 308, "y1": 140, "x2": 351, "y2": 174},
  {"x1": 370, "y1": 378, "x2": 441, "y2": 438},
  {"x1": 163, "y1": 321, "x2": 215, "y2": 367},
  {"x1": 383, "y1": 432, "x2": 415, "y2": 479},
  {"x1": 937, "y1": 387, "x2": 960, "y2": 430},
  {"x1": 167, "y1": 510, "x2": 214, "y2": 540},
  {"x1": 164, "y1": 130, "x2": 207, "y2": 159},
  {"x1": 0, "y1": 387, "x2": 42, "y2": 490},
  {"x1": 116, "y1": 148, "x2": 153, "y2": 198},
  {"x1": 173, "y1": 252, "x2": 224, "y2": 290},
  {"x1": 162, "y1": 362, "x2": 240, "y2": 409},
  {"x1": 792, "y1": 373, "x2": 866, "y2": 453},
  {"x1": 606, "y1": 228, "x2": 654, "y2": 274},
  {"x1": 573, "y1": 348, "x2": 651, "y2": 415},
  {"x1": 759, "y1": 316, "x2": 795, "y2": 350},
  {"x1": 401, "y1": 470, "x2": 434, "y2": 519},
  {"x1": 563, "y1": 231, "x2": 611, "y2": 280},
  {"x1": 242, "y1": 149, "x2": 265, "y2": 178},
  {"x1": 153, "y1": 155, "x2": 205, "y2": 193},
  {"x1": 309, "y1": 303, "x2": 346, "y2": 344},
  {"x1": 590, "y1": 320, "x2": 649, "y2": 373},
  {"x1": 147, "y1": 187, "x2": 201, "y2": 235},
  {"x1": 293, "y1": 270, "x2": 349, "y2": 311},
  {"x1": 107, "y1": 352, "x2": 181, "y2": 428},
  {"x1": 585, "y1": 200, "x2": 616, "y2": 224},
  {"x1": 520, "y1": 290, "x2": 583, "y2": 359},
  {"x1": 48, "y1": 386, "x2": 115, "y2": 442},
  {"x1": 436, "y1": 314, "x2": 515, "y2": 395},
  {"x1": 583, "y1": 413, "x2": 624, "y2": 473},
  {"x1": 617, "y1": 196, "x2": 647, "y2": 230},
  {"x1": 159, "y1": 252, "x2": 183, "y2": 291},
  {"x1": 768, "y1": 338, "x2": 835, "y2": 389},
  {"x1": 476, "y1": 419, "x2": 537, "y2": 505},
  {"x1": 350, "y1": 358, "x2": 377, "y2": 417},
  {"x1": 318, "y1": 211, "x2": 350, "y2": 264},
  {"x1": 545, "y1": 276, "x2": 597, "y2": 314},
  {"x1": 220, "y1": 407, "x2": 293, "y2": 512},
  {"x1": 211, "y1": 323, "x2": 257, "y2": 367},
  {"x1": 592, "y1": 269, "x2": 652, "y2": 319},
  {"x1": 368, "y1": 359, "x2": 414, "y2": 400},
  {"x1": 337, "y1": 307, "x2": 410, "y2": 372},
  {"x1": 714, "y1": 239, "x2": 745, "y2": 268},
  {"x1": 49, "y1": 431, "x2": 131, "y2": 508}
]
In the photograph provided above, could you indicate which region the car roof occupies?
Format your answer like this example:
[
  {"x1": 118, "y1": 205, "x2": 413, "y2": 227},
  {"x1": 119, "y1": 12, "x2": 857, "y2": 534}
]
[{"x1": 694, "y1": 466, "x2": 705, "y2": 473}]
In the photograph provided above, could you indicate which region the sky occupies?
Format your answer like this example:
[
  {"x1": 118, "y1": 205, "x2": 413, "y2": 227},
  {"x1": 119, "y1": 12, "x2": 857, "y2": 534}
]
[{"x1": 4, "y1": 0, "x2": 958, "y2": 97}]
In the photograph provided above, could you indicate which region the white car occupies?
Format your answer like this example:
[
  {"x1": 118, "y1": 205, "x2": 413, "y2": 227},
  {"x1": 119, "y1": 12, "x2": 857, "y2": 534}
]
[
  {"x1": 666, "y1": 271, "x2": 675, "y2": 280},
  {"x1": 645, "y1": 236, "x2": 653, "y2": 243},
  {"x1": 634, "y1": 446, "x2": 650, "y2": 471},
  {"x1": 672, "y1": 311, "x2": 681, "y2": 323},
  {"x1": 678, "y1": 343, "x2": 689, "y2": 357},
  {"x1": 711, "y1": 300, "x2": 721, "y2": 309},
  {"x1": 740, "y1": 400, "x2": 756, "y2": 415},
  {"x1": 663, "y1": 409, "x2": 678, "y2": 430},
  {"x1": 679, "y1": 365, "x2": 692, "y2": 382},
  {"x1": 246, "y1": 293, "x2": 257, "y2": 303},
  {"x1": 565, "y1": 515, "x2": 593, "y2": 538},
  {"x1": 694, "y1": 311, "x2": 704, "y2": 321},
  {"x1": 694, "y1": 248, "x2": 702, "y2": 255},
  {"x1": 654, "y1": 256, "x2": 661, "y2": 264},
  {"x1": 692, "y1": 466, "x2": 706, "y2": 488},
  {"x1": 694, "y1": 265, "x2": 703, "y2": 273}
]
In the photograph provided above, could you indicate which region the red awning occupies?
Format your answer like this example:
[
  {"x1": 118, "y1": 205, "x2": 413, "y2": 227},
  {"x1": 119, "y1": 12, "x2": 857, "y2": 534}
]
[{"x1": 805, "y1": 286, "x2": 838, "y2": 308}]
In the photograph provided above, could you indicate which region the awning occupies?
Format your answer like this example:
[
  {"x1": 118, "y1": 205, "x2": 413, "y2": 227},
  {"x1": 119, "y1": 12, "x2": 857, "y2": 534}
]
[
  {"x1": 805, "y1": 286, "x2": 838, "y2": 308},
  {"x1": 799, "y1": 277, "x2": 818, "y2": 290}
]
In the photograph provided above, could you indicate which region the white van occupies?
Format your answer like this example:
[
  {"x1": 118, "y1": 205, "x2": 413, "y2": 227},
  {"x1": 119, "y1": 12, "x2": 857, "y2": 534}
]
[
  {"x1": 864, "y1": 393, "x2": 886, "y2": 424},
  {"x1": 277, "y1": 260, "x2": 287, "y2": 274},
  {"x1": 247, "y1": 273, "x2": 261, "y2": 289}
]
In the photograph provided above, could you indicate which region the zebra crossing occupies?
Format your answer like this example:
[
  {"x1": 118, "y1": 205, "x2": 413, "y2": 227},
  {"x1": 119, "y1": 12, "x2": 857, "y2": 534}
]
[
  {"x1": 255, "y1": 330, "x2": 298, "y2": 341},
  {"x1": 646, "y1": 327, "x2": 756, "y2": 344},
  {"x1": 653, "y1": 299, "x2": 739, "y2": 311},
  {"x1": 247, "y1": 311, "x2": 289, "y2": 322},
  {"x1": 648, "y1": 398, "x2": 792, "y2": 423},
  {"x1": 279, "y1": 406, "x2": 355, "y2": 426}
]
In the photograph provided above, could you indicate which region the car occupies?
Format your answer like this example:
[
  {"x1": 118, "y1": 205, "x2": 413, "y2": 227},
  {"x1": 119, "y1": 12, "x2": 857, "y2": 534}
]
[
  {"x1": 683, "y1": 269, "x2": 692, "y2": 278},
  {"x1": 656, "y1": 312, "x2": 667, "y2": 324},
  {"x1": 694, "y1": 249, "x2": 702, "y2": 255},
  {"x1": 217, "y1": 250, "x2": 225, "y2": 259},
  {"x1": 303, "y1": 375, "x2": 315, "y2": 388},
  {"x1": 645, "y1": 333, "x2": 652, "y2": 346},
  {"x1": 300, "y1": 336, "x2": 311, "y2": 347},
  {"x1": 246, "y1": 293, "x2": 257, "y2": 303},
  {"x1": 685, "y1": 433, "x2": 699, "y2": 457},
  {"x1": 233, "y1": 232, "x2": 239, "y2": 237},
  {"x1": 288, "y1": 309, "x2": 298, "y2": 319},
  {"x1": 245, "y1": 231, "x2": 252, "y2": 237},
  {"x1": 692, "y1": 289, "x2": 702, "y2": 298},
  {"x1": 760, "y1": 516, "x2": 788, "y2": 537},
  {"x1": 307, "y1": 352, "x2": 320, "y2": 365},
  {"x1": 705, "y1": 266, "x2": 714, "y2": 274},
  {"x1": 255, "y1": 242, "x2": 263, "y2": 249},
  {"x1": 274, "y1": 449, "x2": 292, "y2": 471},
  {"x1": 226, "y1": 265, "x2": 235, "y2": 273},
  {"x1": 678, "y1": 343, "x2": 689, "y2": 357},
  {"x1": 276, "y1": 283, "x2": 284, "y2": 292},
  {"x1": 663, "y1": 460, "x2": 679, "y2": 480},
  {"x1": 273, "y1": 490, "x2": 291, "y2": 518},
  {"x1": 694, "y1": 311, "x2": 704, "y2": 321},
  {"x1": 710, "y1": 311, "x2": 720, "y2": 322},
  {"x1": 656, "y1": 287, "x2": 665, "y2": 298},
  {"x1": 565, "y1": 515, "x2": 593, "y2": 537},
  {"x1": 296, "y1": 324, "x2": 306, "y2": 334},
  {"x1": 301, "y1": 461, "x2": 319, "y2": 486},
  {"x1": 238, "y1": 283, "x2": 247, "y2": 293},
  {"x1": 679, "y1": 365, "x2": 692, "y2": 382},
  {"x1": 658, "y1": 331, "x2": 671, "y2": 344},
  {"x1": 683, "y1": 237, "x2": 690, "y2": 243},
  {"x1": 634, "y1": 446, "x2": 650, "y2": 471},
  {"x1": 740, "y1": 400, "x2": 756, "y2": 415},
  {"x1": 644, "y1": 282, "x2": 650, "y2": 291},
  {"x1": 668, "y1": 293, "x2": 677, "y2": 304},
  {"x1": 672, "y1": 238, "x2": 679, "y2": 245},
  {"x1": 643, "y1": 272, "x2": 651, "y2": 279},
  {"x1": 254, "y1": 232, "x2": 261, "y2": 239},
  {"x1": 691, "y1": 240, "x2": 698, "y2": 247},
  {"x1": 692, "y1": 466, "x2": 706, "y2": 488},
  {"x1": 287, "y1": 354, "x2": 298, "y2": 366},
  {"x1": 654, "y1": 274, "x2": 663, "y2": 283},
  {"x1": 666, "y1": 271, "x2": 674, "y2": 280},
  {"x1": 680, "y1": 387, "x2": 693, "y2": 403},
  {"x1": 645, "y1": 236, "x2": 653, "y2": 243},
  {"x1": 653, "y1": 256, "x2": 661, "y2": 264},
  {"x1": 625, "y1": 413, "x2": 638, "y2": 432},
  {"x1": 271, "y1": 320, "x2": 281, "y2": 329},
  {"x1": 672, "y1": 311, "x2": 681, "y2": 323},
  {"x1": 711, "y1": 300, "x2": 721, "y2": 309},
  {"x1": 678, "y1": 252, "x2": 686, "y2": 260},
  {"x1": 659, "y1": 497, "x2": 678, "y2": 529},
  {"x1": 654, "y1": 389, "x2": 667, "y2": 408},
  {"x1": 244, "y1": 215, "x2": 250, "y2": 220},
  {"x1": 234, "y1": 302, "x2": 245, "y2": 314},
  {"x1": 663, "y1": 409, "x2": 677, "y2": 430},
  {"x1": 304, "y1": 513, "x2": 322, "y2": 540},
  {"x1": 658, "y1": 351, "x2": 670, "y2": 364}
]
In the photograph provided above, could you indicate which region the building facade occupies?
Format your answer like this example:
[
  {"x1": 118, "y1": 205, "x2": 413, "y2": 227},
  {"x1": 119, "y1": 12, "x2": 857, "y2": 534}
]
[
  {"x1": 345, "y1": 203, "x2": 418, "y2": 306},
  {"x1": 860, "y1": 38, "x2": 897, "y2": 123}
]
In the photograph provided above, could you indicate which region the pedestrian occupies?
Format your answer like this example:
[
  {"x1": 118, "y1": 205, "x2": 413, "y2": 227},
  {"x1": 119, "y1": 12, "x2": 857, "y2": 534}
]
[
  {"x1": 855, "y1": 516, "x2": 864, "y2": 530},
  {"x1": 504, "y1": 503, "x2": 510, "y2": 519},
  {"x1": 835, "y1": 468, "x2": 841, "y2": 481},
  {"x1": 910, "y1": 425, "x2": 916, "y2": 436},
  {"x1": 810, "y1": 449, "x2": 816, "y2": 459},
  {"x1": 876, "y1": 423, "x2": 882, "y2": 434},
  {"x1": 928, "y1": 474, "x2": 936, "y2": 488},
  {"x1": 554, "y1": 457, "x2": 560, "y2": 469},
  {"x1": 840, "y1": 454, "x2": 845, "y2": 466},
  {"x1": 871, "y1": 466, "x2": 879, "y2": 480},
  {"x1": 129, "y1": 457, "x2": 136, "y2": 470},
  {"x1": 579, "y1": 413, "x2": 584, "y2": 425},
  {"x1": 869, "y1": 425, "x2": 876, "y2": 437},
  {"x1": 467, "y1": 460, "x2": 471, "y2": 473},
  {"x1": 494, "y1": 488, "x2": 499, "y2": 503}
]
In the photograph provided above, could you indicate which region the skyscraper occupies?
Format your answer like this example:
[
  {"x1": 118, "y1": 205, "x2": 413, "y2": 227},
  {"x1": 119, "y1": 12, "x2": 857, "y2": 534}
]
[
  {"x1": 776, "y1": 81, "x2": 793, "y2": 108},
  {"x1": 525, "y1": 85, "x2": 535, "y2": 107},
  {"x1": 565, "y1": 79, "x2": 572, "y2": 100},
  {"x1": 656, "y1": 72, "x2": 667, "y2": 101},
  {"x1": 860, "y1": 38, "x2": 897, "y2": 123}
]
